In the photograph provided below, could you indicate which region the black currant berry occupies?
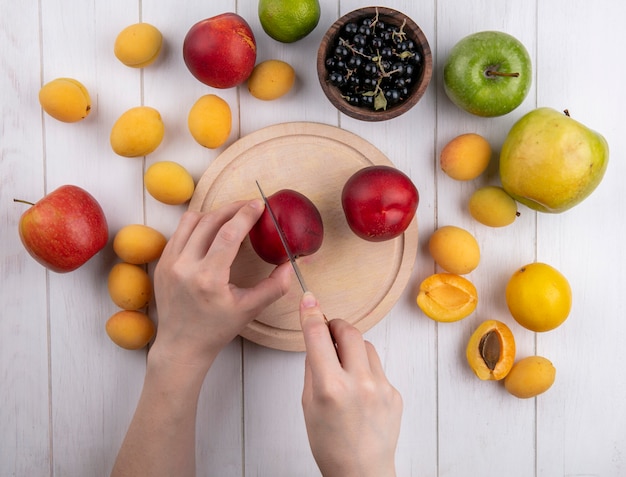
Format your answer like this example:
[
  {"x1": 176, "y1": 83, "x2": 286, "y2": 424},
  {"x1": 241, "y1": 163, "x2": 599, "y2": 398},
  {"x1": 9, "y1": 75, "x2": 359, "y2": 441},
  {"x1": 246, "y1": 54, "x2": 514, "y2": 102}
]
[{"x1": 324, "y1": 12, "x2": 423, "y2": 112}]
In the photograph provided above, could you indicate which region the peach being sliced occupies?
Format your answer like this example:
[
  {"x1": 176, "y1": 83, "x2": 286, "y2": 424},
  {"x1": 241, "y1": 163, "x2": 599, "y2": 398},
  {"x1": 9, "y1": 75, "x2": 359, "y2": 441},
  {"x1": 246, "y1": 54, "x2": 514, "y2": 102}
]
[
  {"x1": 416, "y1": 273, "x2": 478, "y2": 322},
  {"x1": 466, "y1": 319, "x2": 516, "y2": 381}
]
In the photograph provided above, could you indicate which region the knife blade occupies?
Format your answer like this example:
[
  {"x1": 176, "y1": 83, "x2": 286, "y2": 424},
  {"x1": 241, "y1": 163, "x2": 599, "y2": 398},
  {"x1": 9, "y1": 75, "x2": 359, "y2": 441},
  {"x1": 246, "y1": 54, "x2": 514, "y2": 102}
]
[{"x1": 255, "y1": 181, "x2": 309, "y2": 293}]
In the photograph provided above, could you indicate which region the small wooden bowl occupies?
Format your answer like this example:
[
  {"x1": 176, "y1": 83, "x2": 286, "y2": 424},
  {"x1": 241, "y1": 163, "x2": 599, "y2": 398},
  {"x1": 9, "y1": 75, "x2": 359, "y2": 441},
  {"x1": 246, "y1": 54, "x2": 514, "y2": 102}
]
[{"x1": 317, "y1": 6, "x2": 432, "y2": 121}]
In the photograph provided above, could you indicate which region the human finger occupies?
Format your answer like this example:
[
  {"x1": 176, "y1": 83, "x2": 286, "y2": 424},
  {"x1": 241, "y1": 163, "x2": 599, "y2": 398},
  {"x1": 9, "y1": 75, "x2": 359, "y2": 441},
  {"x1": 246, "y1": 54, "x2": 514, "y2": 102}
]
[
  {"x1": 329, "y1": 319, "x2": 371, "y2": 374},
  {"x1": 301, "y1": 354, "x2": 314, "y2": 409},
  {"x1": 161, "y1": 210, "x2": 203, "y2": 257},
  {"x1": 182, "y1": 201, "x2": 250, "y2": 260},
  {"x1": 364, "y1": 341, "x2": 387, "y2": 379},
  {"x1": 300, "y1": 292, "x2": 341, "y2": 375},
  {"x1": 203, "y1": 199, "x2": 265, "y2": 270},
  {"x1": 235, "y1": 262, "x2": 292, "y2": 318}
]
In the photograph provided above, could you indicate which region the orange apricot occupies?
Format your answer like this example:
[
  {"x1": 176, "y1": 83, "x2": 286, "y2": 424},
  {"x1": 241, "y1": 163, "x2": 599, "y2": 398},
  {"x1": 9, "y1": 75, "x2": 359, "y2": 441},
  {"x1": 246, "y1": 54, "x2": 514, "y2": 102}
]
[
  {"x1": 504, "y1": 355, "x2": 556, "y2": 398},
  {"x1": 105, "y1": 310, "x2": 155, "y2": 350},
  {"x1": 440, "y1": 133, "x2": 492, "y2": 181},
  {"x1": 428, "y1": 225, "x2": 480, "y2": 275},
  {"x1": 416, "y1": 273, "x2": 478, "y2": 322},
  {"x1": 466, "y1": 319, "x2": 516, "y2": 380}
]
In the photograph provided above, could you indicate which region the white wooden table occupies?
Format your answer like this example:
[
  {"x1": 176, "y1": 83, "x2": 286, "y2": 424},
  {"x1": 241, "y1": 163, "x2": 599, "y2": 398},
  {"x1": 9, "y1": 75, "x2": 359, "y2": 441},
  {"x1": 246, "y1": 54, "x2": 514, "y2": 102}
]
[{"x1": 2, "y1": 0, "x2": 625, "y2": 475}]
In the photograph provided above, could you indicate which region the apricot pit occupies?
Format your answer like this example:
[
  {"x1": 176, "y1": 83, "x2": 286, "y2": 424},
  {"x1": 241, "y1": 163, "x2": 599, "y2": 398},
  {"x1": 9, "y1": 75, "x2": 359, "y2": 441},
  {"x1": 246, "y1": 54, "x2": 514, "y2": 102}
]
[{"x1": 466, "y1": 319, "x2": 516, "y2": 380}]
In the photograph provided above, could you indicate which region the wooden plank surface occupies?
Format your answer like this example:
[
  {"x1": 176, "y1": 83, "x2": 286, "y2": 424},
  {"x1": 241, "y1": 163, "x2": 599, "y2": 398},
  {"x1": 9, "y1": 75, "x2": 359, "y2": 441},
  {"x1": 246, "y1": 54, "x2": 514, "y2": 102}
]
[
  {"x1": 0, "y1": 1, "x2": 50, "y2": 475},
  {"x1": 1, "y1": 0, "x2": 625, "y2": 476}
]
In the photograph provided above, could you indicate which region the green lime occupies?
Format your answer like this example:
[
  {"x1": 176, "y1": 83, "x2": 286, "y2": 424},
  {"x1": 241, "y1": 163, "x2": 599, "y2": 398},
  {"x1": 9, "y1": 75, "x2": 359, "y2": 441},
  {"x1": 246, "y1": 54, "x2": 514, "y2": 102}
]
[{"x1": 258, "y1": 0, "x2": 321, "y2": 43}]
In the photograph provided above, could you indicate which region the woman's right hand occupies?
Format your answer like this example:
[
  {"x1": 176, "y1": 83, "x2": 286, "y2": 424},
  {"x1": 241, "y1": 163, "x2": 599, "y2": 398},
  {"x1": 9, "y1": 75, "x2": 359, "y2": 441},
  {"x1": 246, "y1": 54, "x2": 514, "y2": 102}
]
[{"x1": 299, "y1": 292, "x2": 403, "y2": 477}]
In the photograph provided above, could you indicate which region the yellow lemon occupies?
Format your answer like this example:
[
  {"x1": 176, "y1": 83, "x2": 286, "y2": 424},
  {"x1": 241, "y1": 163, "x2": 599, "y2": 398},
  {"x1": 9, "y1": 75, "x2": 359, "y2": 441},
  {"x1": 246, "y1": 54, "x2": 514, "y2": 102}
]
[
  {"x1": 39, "y1": 78, "x2": 91, "y2": 123},
  {"x1": 107, "y1": 262, "x2": 152, "y2": 310},
  {"x1": 114, "y1": 22, "x2": 163, "y2": 68},
  {"x1": 110, "y1": 106, "x2": 164, "y2": 157},
  {"x1": 187, "y1": 94, "x2": 231, "y2": 149},
  {"x1": 113, "y1": 224, "x2": 167, "y2": 264},
  {"x1": 505, "y1": 262, "x2": 572, "y2": 332},
  {"x1": 247, "y1": 59, "x2": 296, "y2": 100},
  {"x1": 106, "y1": 310, "x2": 155, "y2": 350},
  {"x1": 144, "y1": 161, "x2": 195, "y2": 205},
  {"x1": 259, "y1": 0, "x2": 321, "y2": 43}
]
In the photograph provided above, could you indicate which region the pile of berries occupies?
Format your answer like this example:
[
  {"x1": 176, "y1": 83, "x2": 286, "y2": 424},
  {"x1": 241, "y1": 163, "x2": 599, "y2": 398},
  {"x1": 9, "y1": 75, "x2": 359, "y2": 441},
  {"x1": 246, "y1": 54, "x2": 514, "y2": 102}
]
[{"x1": 324, "y1": 13, "x2": 423, "y2": 111}]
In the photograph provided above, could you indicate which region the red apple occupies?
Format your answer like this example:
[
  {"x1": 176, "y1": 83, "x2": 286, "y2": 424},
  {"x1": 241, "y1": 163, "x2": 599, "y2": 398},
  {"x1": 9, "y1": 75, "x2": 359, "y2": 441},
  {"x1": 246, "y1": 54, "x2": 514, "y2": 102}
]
[
  {"x1": 249, "y1": 189, "x2": 324, "y2": 265},
  {"x1": 16, "y1": 185, "x2": 109, "y2": 273},
  {"x1": 342, "y1": 165, "x2": 419, "y2": 242},
  {"x1": 183, "y1": 12, "x2": 257, "y2": 89}
]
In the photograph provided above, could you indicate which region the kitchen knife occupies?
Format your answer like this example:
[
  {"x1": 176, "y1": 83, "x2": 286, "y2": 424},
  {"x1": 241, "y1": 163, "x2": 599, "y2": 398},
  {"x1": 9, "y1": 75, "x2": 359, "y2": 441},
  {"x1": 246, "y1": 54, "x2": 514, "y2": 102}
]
[
  {"x1": 255, "y1": 180, "x2": 309, "y2": 293},
  {"x1": 255, "y1": 181, "x2": 335, "y2": 345}
]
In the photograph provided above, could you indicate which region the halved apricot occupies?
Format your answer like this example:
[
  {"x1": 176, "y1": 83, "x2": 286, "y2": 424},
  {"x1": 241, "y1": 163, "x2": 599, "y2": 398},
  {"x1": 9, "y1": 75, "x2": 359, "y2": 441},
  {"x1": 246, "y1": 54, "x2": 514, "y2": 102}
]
[
  {"x1": 466, "y1": 319, "x2": 516, "y2": 380},
  {"x1": 416, "y1": 273, "x2": 478, "y2": 322}
]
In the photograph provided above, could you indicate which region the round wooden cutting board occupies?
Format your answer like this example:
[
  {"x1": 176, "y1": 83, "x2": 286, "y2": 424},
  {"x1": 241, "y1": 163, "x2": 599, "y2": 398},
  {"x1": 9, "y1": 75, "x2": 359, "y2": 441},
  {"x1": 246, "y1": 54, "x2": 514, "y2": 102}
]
[{"x1": 189, "y1": 122, "x2": 418, "y2": 352}]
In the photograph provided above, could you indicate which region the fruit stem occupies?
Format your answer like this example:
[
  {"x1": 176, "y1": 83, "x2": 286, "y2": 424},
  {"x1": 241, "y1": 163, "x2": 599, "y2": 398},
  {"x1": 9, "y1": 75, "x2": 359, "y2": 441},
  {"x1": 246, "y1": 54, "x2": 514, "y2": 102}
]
[
  {"x1": 485, "y1": 69, "x2": 520, "y2": 78},
  {"x1": 13, "y1": 198, "x2": 35, "y2": 206}
]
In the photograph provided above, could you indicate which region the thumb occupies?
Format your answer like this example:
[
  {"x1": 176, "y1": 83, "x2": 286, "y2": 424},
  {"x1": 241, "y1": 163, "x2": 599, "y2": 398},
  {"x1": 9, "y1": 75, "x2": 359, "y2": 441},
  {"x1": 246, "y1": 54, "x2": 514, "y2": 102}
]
[
  {"x1": 300, "y1": 292, "x2": 337, "y2": 364},
  {"x1": 300, "y1": 292, "x2": 327, "y2": 329}
]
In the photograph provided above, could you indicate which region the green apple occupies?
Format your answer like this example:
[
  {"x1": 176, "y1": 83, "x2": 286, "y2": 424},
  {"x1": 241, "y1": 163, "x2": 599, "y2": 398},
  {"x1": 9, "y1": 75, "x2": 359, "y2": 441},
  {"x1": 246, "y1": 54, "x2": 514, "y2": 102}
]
[
  {"x1": 443, "y1": 31, "x2": 532, "y2": 117},
  {"x1": 499, "y1": 107, "x2": 609, "y2": 213}
]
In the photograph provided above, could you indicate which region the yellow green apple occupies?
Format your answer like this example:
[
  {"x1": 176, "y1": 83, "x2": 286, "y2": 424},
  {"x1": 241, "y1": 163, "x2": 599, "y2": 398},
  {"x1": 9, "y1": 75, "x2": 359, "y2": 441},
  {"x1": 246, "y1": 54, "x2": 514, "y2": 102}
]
[{"x1": 499, "y1": 107, "x2": 609, "y2": 213}]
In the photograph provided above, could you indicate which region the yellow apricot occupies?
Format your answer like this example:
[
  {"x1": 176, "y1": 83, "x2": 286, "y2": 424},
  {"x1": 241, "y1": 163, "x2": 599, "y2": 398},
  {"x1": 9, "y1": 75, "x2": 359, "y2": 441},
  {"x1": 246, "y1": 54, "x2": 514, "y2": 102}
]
[
  {"x1": 39, "y1": 77, "x2": 91, "y2": 123},
  {"x1": 144, "y1": 161, "x2": 195, "y2": 205},
  {"x1": 416, "y1": 273, "x2": 478, "y2": 322},
  {"x1": 469, "y1": 186, "x2": 519, "y2": 227},
  {"x1": 504, "y1": 356, "x2": 556, "y2": 398},
  {"x1": 110, "y1": 106, "x2": 164, "y2": 157},
  {"x1": 466, "y1": 320, "x2": 516, "y2": 381},
  {"x1": 440, "y1": 133, "x2": 492, "y2": 180},
  {"x1": 114, "y1": 22, "x2": 163, "y2": 68},
  {"x1": 428, "y1": 225, "x2": 480, "y2": 275},
  {"x1": 113, "y1": 224, "x2": 167, "y2": 264},
  {"x1": 247, "y1": 59, "x2": 296, "y2": 100},
  {"x1": 106, "y1": 310, "x2": 155, "y2": 350},
  {"x1": 187, "y1": 94, "x2": 231, "y2": 149},
  {"x1": 506, "y1": 262, "x2": 572, "y2": 332},
  {"x1": 107, "y1": 262, "x2": 152, "y2": 310}
]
